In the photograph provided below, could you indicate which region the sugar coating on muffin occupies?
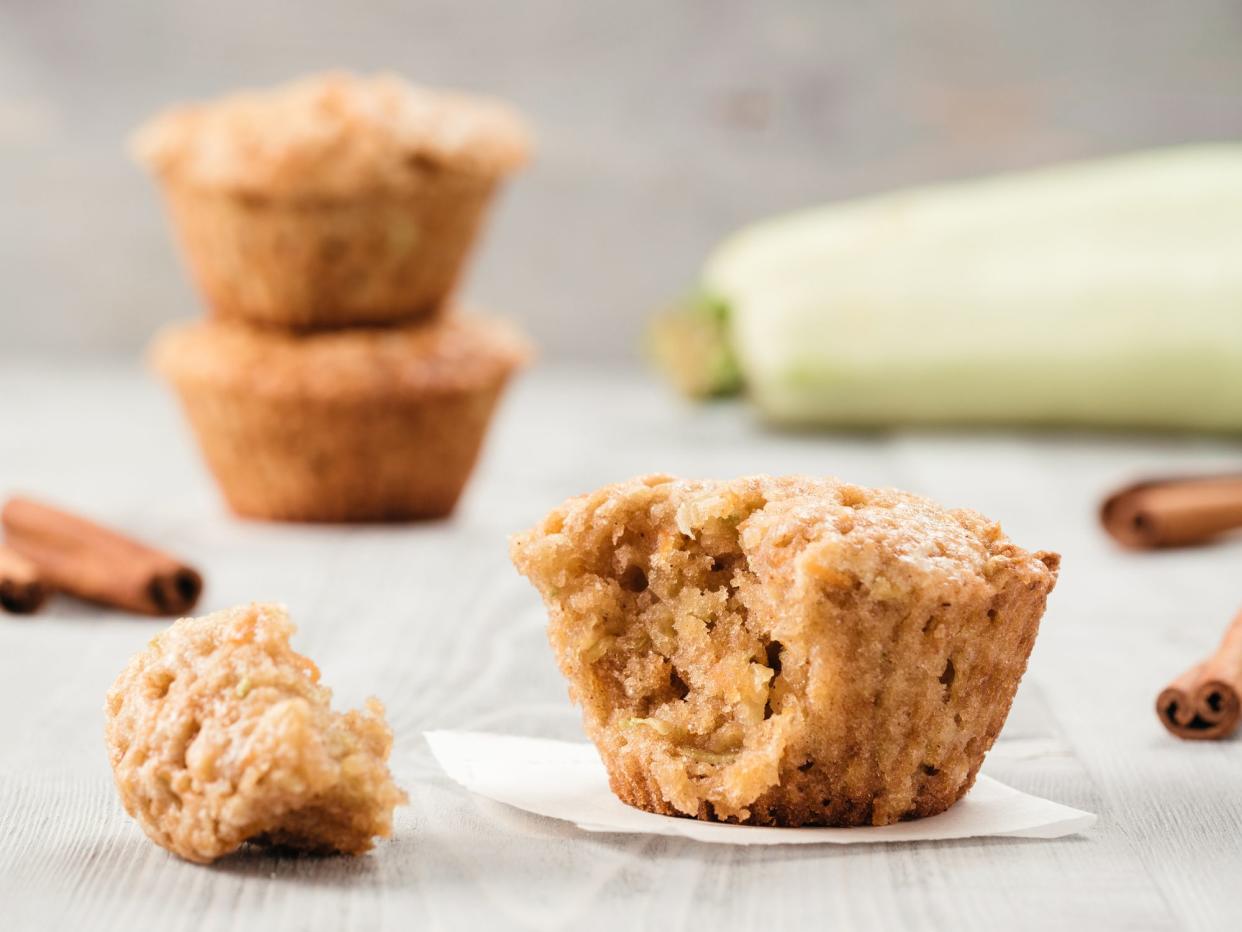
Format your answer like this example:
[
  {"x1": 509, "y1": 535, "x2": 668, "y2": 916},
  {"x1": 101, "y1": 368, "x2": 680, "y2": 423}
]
[
  {"x1": 104, "y1": 603, "x2": 407, "y2": 863},
  {"x1": 132, "y1": 71, "x2": 533, "y2": 197},
  {"x1": 511, "y1": 475, "x2": 1059, "y2": 827}
]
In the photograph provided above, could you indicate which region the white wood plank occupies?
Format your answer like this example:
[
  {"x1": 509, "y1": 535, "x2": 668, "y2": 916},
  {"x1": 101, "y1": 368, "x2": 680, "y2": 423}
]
[{"x1": 2, "y1": 362, "x2": 1241, "y2": 930}]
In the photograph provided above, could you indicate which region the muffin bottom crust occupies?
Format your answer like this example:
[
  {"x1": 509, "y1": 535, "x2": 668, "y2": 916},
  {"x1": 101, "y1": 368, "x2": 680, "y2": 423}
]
[
  {"x1": 164, "y1": 170, "x2": 495, "y2": 330},
  {"x1": 173, "y1": 381, "x2": 505, "y2": 522}
]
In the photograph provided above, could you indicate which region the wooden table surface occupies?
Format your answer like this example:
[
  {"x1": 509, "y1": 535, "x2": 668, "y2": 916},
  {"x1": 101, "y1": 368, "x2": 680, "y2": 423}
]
[{"x1": 3, "y1": 362, "x2": 1241, "y2": 931}]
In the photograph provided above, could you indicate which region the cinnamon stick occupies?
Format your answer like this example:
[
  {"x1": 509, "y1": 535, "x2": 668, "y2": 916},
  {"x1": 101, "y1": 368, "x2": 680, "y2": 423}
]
[
  {"x1": 0, "y1": 544, "x2": 47, "y2": 614},
  {"x1": 1100, "y1": 474, "x2": 1242, "y2": 549},
  {"x1": 1157, "y1": 607, "x2": 1242, "y2": 740},
  {"x1": 1, "y1": 497, "x2": 202, "y2": 616}
]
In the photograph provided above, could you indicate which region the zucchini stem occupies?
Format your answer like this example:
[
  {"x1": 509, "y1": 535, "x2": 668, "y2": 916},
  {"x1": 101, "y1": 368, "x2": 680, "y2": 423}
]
[{"x1": 646, "y1": 293, "x2": 743, "y2": 399}]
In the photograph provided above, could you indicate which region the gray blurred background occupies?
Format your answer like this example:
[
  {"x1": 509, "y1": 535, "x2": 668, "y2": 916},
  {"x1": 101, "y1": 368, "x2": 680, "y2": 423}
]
[{"x1": 2, "y1": 0, "x2": 1240, "y2": 362}]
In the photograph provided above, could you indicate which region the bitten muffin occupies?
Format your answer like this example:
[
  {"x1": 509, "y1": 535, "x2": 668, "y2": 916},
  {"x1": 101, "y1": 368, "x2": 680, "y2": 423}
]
[
  {"x1": 104, "y1": 603, "x2": 407, "y2": 863},
  {"x1": 150, "y1": 313, "x2": 530, "y2": 522},
  {"x1": 511, "y1": 475, "x2": 1059, "y2": 827},
  {"x1": 133, "y1": 71, "x2": 532, "y2": 329}
]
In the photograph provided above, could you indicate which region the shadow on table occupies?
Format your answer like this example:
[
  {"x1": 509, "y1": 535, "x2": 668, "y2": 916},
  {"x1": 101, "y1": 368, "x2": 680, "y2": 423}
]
[
  {"x1": 210, "y1": 843, "x2": 388, "y2": 887},
  {"x1": 436, "y1": 793, "x2": 1097, "y2": 866},
  {"x1": 641, "y1": 830, "x2": 1098, "y2": 865}
]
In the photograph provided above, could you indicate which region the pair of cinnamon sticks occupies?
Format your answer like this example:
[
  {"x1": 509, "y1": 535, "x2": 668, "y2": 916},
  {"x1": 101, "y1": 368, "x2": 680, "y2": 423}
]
[
  {"x1": 1157, "y1": 607, "x2": 1242, "y2": 741},
  {"x1": 1099, "y1": 473, "x2": 1242, "y2": 740},
  {"x1": 0, "y1": 497, "x2": 201, "y2": 617}
]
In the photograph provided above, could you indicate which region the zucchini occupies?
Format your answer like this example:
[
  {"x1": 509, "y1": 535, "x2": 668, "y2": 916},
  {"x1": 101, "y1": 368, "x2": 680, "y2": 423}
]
[{"x1": 653, "y1": 145, "x2": 1242, "y2": 430}]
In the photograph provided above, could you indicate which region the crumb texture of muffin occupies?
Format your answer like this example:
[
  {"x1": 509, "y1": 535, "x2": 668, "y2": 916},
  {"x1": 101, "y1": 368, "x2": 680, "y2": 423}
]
[
  {"x1": 104, "y1": 603, "x2": 407, "y2": 863},
  {"x1": 511, "y1": 475, "x2": 1060, "y2": 827},
  {"x1": 149, "y1": 314, "x2": 531, "y2": 522}
]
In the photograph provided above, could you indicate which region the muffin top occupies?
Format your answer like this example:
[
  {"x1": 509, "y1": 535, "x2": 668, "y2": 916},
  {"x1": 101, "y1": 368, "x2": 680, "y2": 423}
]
[
  {"x1": 515, "y1": 474, "x2": 1059, "y2": 602},
  {"x1": 150, "y1": 313, "x2": 532, "y2": 399},
  {"x1": 132, "y1": 71, "x2": 533, "y2": 197}
]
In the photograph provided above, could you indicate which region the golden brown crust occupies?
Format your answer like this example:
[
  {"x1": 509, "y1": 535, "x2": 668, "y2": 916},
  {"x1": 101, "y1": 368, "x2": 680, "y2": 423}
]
[
  {"x1": 133, "y1": 71, "x2": 532, "y2": 197},
  {"x1": 157, "y1": 176, "x2": 497, "y2": 328},
  {"x1": 150, "y1": 314, "x2": 532, "y2": 400},
  {"x1": 104, "y1": 603, "x2": 407, "y2": 863},
  {"x1": 511, "y1": 474, "x2": 1059, "y2": 827},
  {"x1": 170, "y1": 378, "x2": 508, "y2": 522}
]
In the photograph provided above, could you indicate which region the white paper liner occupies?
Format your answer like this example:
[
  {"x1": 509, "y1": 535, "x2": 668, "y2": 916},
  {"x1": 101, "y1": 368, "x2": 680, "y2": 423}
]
[{"x1": 425, "y1": 730, "x2": 1096, "y2": 845}]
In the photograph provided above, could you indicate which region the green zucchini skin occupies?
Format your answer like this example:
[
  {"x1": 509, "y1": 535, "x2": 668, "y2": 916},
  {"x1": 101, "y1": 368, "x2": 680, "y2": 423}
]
[{"x1": 701, "y1": 145, "x2": 1242, "y2": 430}]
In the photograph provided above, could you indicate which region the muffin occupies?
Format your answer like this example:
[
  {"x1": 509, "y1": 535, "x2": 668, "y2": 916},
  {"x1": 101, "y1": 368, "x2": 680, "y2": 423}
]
[
  {"x1": 150, "y1": 313, "x2": 531, "y2": 522},
  {"x1": 133, "y1": 72, "x2": 532, "y2": 329},
  {"x1": 510, "y1": 475, "x2": 1059, "y2": 827},
  {"x1": 104, "y1": 602, "x2": 407, "y2": 863}
]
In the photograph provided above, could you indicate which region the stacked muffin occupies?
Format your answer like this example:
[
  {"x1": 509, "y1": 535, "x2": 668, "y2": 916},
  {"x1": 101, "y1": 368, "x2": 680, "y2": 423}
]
[{"x1": 137, "y1": 73, "x2": 533, "y2": 521}]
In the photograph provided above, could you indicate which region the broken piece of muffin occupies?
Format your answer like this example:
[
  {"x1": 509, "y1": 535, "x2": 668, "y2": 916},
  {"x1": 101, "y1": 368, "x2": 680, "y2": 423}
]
[
  {"x1": 104, "y1": 603, "x2": 407, "y2": 863},
  {"x1": 511, "y1": 475, "x2": 1059, "y2": 827}
]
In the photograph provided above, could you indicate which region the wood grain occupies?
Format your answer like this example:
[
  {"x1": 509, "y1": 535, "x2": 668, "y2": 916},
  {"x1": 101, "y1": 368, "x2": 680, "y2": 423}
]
[{"x1": 2, "y1": 362, "x2": 1241, "y2": 930}]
